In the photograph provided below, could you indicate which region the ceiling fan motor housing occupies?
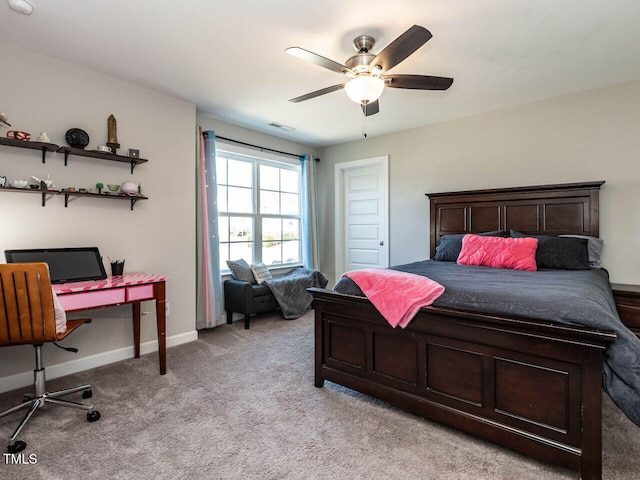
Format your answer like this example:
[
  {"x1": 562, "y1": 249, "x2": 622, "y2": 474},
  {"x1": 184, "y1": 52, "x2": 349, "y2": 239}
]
[
  {"x1": 353, "y1": 35, "x2": 375, "y2": 53},
  {"x1": 347, "y1": 35, "x2": 378, "y2": 75}
]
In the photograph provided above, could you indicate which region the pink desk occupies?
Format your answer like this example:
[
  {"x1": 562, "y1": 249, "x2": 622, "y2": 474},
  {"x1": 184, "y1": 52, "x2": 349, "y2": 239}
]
[{"x1": 52, "y1": 273, "x2": 168, "y2": 375}]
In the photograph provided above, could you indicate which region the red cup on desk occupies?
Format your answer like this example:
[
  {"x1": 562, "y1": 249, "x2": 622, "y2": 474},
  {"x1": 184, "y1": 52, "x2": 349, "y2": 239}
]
[{"x1": 110, "y1": 261, "x2": 125, "y2": 276}]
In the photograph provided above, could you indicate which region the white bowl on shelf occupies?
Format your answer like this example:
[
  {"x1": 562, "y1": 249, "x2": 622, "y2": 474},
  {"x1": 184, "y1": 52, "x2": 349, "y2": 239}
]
[{"x1": 10, "y1": 179, "x2": 28, "y2": 188}]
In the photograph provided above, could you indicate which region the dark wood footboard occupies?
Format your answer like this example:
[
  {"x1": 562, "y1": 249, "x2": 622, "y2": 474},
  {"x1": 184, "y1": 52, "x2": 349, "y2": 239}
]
[{"x1": 310, "y1": 287, "x2": 616, "y2": 480}]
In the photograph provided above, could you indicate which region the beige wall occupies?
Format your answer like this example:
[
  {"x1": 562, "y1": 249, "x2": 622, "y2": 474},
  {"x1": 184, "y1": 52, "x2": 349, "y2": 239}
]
[
  {"x1": 0, "y1": 43, "x2": 197, "y2": 390},
  {"x1": 318, "y1": 80, "x2": 640, "y2": 285}
]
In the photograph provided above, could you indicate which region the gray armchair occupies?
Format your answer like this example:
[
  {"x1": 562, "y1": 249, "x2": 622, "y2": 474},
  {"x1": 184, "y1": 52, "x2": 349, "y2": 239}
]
[{"x1": 224, "y1": 279, "x2": 279, "y2": 329}]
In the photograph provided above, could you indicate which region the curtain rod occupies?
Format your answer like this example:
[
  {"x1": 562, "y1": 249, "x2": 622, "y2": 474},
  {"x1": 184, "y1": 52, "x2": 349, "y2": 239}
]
[{"x1": 215, "y1": 135, "x2": 306, "y2": 160}]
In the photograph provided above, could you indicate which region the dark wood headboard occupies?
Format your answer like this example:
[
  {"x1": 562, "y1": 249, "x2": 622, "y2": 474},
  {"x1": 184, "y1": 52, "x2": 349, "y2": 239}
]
[{"x1": 426, "y1": 181, "x2": 604, "y2": 258}]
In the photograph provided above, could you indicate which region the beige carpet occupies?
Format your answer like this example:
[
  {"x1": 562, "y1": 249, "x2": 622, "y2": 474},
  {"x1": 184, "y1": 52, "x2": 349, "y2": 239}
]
[{"x1": 1, "y1": 310, "x2": 639, "y2": 479}]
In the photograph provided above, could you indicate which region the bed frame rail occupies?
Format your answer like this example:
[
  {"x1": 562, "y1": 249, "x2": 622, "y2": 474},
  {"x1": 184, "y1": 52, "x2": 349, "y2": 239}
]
[{"x1": 310, "y1": 287, "x2": 616, "y2": 479}]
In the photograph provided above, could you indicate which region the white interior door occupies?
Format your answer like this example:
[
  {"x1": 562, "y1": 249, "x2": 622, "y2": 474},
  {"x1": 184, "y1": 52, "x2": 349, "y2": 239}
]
[{"x1": 335, "y1": 156, "x2": 389, "y2": 276}]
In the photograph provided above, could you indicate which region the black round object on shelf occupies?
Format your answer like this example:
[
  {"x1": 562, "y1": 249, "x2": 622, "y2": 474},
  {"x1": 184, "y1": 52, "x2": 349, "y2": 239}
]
[{"x1": 65, "y1": 128, "x2": 90, "y2": 148}]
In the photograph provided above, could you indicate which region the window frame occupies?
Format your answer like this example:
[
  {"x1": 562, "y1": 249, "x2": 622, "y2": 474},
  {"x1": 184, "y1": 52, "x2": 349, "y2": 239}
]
[{"x1": 217, "y1": 147, "x2": 303, "y2": 273}]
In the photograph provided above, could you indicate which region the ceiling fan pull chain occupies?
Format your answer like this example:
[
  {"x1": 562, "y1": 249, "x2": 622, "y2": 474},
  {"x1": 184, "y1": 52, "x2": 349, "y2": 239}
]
[{"x1": 362, "y1": 105, "x2": 368, "y2": 138}]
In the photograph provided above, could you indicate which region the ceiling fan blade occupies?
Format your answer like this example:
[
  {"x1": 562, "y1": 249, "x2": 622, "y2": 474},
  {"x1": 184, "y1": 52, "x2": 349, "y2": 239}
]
[
  {"x1": 289, "y1": 84, "x2": 345, "y2": 103},
  {"x1": 370, "y1": 25, "x2": 433, "y2": 72},
  {"x1": 384, "y1": 74, "x2": 453, "y2": 90},
  {"x1": 361, "y1": 100, "x2": 380, "y2": 116},
  {"x1": 285, "y1": 47, "x2": 353, "y2": 75}
]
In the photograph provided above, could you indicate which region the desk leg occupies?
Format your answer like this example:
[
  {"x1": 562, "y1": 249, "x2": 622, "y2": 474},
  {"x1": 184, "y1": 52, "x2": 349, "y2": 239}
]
[
  {"x1": 155, "y1": 281, "x2": 167, "y2": 375},
  {"x1": 132, "y1": 302, "x2": 141, "y2": 359}
]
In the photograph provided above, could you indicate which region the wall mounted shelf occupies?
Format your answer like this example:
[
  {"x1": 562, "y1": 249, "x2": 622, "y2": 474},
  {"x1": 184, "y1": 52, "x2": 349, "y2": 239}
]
[
  {"x1": 0, "y1": 186, "x2": 60, "y2": 206},
  {"x1": 0, "y1": 137, "x2": 148, "y2": 173},
  {"x1": 0, "y1": 137, "x2": 59, "y2": 163},
  {"x1": 61, "y1": 191, "x2": 148, "y2": 210},
  {"x1": 0, "y1": 186, "x2": 147, "y2": 210},
  {"x1": 57, "y1": 146, "x2": 148, "y2": 173},
  {"x1": 1, "y1": 137, "x2": 149, "y2": 209}
]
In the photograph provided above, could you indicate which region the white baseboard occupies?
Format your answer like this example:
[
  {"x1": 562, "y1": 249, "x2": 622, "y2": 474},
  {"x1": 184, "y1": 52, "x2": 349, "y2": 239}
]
[{"x1": 0, "y1": 330, "x2": 198, "y2": 394}]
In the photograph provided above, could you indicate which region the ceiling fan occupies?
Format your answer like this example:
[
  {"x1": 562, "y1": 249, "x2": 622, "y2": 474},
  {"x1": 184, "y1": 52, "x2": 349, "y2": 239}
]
[{"x1": 286, "y1": 25, "x2": 453, "y2": 116}]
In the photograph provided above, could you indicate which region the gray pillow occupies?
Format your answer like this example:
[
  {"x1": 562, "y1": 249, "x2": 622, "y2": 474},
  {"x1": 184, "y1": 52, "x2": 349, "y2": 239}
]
[
  {"x1": 226, "y1": 258, "x2": 256, "y2": 283},
  {"x1": 250, "y1": 262, "x2": 272, "y2": 285},
  {"x1": 433, "y1": 230, "x2": 507, "y2": 262},
  {"x1": 510, "y1": 231, "x2": 590, "y2": 270}
]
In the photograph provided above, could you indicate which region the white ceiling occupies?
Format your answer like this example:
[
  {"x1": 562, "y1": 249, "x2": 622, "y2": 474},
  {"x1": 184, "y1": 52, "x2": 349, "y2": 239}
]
[{"x1": 2, "y1": 1, "x2": 640, "y2": 147}]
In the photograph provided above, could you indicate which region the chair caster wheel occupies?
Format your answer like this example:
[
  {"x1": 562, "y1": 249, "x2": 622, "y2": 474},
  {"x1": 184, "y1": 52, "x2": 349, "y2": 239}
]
[
  {"x1": 87, "y1": 411, "x2": 101, "y2": 422},
  {"x1": 8, "y1": 441, "x2": 26, "y2": 454},
  {"x1": 82, "y1": 390, "x2": 93, "y2": 399}
]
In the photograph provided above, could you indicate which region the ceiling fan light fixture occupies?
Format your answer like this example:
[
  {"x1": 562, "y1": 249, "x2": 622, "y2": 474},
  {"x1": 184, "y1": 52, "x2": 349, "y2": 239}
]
[
  {"x1": 7, "y1": 0, "x2": 33, "y2": 15},
  {"x1": 344, "y1": 75, "x2": 385, "y2": 105}
]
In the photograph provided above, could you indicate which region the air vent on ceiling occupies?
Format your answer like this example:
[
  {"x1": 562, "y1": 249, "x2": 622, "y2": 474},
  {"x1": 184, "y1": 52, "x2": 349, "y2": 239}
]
[{"x1": 269, "y1": 122, "x2": 295, "y2": 131}]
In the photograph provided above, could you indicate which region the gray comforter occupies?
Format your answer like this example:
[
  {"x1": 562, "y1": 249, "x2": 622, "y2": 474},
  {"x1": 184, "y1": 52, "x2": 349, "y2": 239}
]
[
  {"x1": 265, "y1": 267, "x2": 328, "y2": 319},
  {"x1": 334, "y1": 260, "x2": 640, "y2": 427}
]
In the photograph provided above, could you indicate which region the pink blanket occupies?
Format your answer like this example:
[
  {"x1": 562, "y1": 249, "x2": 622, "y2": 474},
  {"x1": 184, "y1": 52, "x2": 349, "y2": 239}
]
[{"x1": 343, "y1": 268, "x2": 445, "y2": 328}]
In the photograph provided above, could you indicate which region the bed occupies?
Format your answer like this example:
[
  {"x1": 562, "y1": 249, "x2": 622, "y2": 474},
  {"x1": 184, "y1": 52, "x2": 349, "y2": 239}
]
[{"x1": 309, "y1": 180, "x2": 631, "y2": 480}]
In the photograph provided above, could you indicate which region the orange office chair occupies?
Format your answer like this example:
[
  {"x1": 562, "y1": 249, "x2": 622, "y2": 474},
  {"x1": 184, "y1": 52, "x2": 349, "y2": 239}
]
[{"x1": 0, "y1": 263, "x2": 100, "y2": 453}]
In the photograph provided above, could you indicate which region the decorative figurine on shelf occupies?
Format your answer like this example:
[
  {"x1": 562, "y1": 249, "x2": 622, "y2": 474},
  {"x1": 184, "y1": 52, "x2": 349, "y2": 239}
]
[
  {"x1": 37, "y1": 132, "x2": 50, "y2": 143},
  {"x1": 106, "y1": 114, "x2": 120, "y2": 154},
  {"x1": 120, "y1": 181, "x2": 138, "y2": 195},
  {"x1": 0, "y1": 112, "x2": 11, "y2": 127},
  {"x1": 31, "y1": 175, "x2": 54, "y2": 190},
  {"x1": 65, "y1": 128, "x2": 90, "y2": 148},
  {"x1": 6, "y1": 130, "x2": 31, "y2": 141},
  {"x1": 96, "y1": 182, "x2": 104, "y2": 194}
]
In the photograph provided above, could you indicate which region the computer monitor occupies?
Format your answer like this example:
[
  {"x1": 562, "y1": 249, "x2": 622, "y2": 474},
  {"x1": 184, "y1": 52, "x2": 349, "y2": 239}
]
[{"x1": 5, "y1": 247, "x2": 108, "y2": 284}]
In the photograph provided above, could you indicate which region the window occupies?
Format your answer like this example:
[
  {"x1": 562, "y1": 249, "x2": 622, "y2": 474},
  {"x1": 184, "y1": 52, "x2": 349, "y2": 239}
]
[{"x1": 217, "y1": 150, "x2": 301, "y2": 271}]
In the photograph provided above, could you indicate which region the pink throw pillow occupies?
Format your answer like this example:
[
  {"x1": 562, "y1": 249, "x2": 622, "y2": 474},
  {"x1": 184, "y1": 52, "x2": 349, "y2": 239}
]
[
  {"x1": 457, "y1": 234, "x2": 538, "y2": 271},
  {"x1": 53, "y1": 290, "x2": 67, "y2": 335}
]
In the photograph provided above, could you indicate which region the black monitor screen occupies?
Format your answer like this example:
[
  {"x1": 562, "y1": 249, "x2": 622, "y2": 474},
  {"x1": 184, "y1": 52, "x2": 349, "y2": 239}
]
[{"x1": 5, "y1": 247, "x2": 107, "y2": 284}]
